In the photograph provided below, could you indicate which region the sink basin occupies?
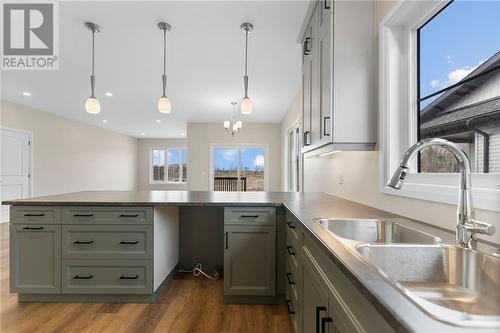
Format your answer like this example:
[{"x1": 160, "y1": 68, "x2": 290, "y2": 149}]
[
  {"x1": 317, "y1": 218, "x2": 441, "y2": 243},
  {"x1": 357, "y1": 244, "x2": 500, "y2": 327}
]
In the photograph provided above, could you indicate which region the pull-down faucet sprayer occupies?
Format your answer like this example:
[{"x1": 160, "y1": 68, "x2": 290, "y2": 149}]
[{"x1": 388, "y1": 138, "x2": 495, "y2": 249}]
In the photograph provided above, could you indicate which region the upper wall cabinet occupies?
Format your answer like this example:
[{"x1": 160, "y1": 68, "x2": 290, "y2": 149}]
[{"x1": 299, "y1": 0, "x2": 375, "y2": 157}]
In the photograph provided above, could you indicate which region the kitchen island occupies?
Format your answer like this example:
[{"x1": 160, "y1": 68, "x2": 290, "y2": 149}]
[{"x1": 4, "y1": 191, "x2": 497, "y2": 333}]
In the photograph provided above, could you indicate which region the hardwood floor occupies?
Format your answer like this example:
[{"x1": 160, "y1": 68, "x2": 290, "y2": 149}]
[{"x1": 0, "y1": 223, "x2": 293, "y2": 333}]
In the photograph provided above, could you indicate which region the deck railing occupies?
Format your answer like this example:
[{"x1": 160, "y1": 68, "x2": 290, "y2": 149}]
[{"x1": 214, "y1": 177, "x2": 247, "y2": 191}]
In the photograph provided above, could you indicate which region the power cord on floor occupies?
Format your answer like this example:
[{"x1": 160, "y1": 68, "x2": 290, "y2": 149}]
[{"x1": 178, "y1": 263, "x2": 220, "y2": 280}]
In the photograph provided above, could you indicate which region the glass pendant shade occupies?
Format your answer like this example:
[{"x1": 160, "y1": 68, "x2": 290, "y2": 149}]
[
  {"x1": 235, "y1": 121, "x2": 243, "y2": 129},
  {"x1": 240, "y1": 97, "x2": 253, "y2": 115},
  {"x1": 158, "y1": 96, "x2": 172, "y2": 113},
  {"x1": 224, "y1": 120, "x2": 230, "y2": 129},
  {"x1": 85, "y1": 97, "x2": 101, "y2": 114}
]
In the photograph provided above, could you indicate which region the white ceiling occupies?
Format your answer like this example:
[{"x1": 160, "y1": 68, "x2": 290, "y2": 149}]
[{"x1": 1, "y1": 1, "x2": 307, "y2": 138}]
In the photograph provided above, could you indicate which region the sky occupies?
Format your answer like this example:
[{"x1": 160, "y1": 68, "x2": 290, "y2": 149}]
[
  {"x1": 419, "y1": 0, "x2": 500, "y2": 108},
  {"x1": 152, "y1": 148, "x2": 186, "y2": 166},
  {"x1": 214, "y1": 148, "x2": 265, "y2": 171}
]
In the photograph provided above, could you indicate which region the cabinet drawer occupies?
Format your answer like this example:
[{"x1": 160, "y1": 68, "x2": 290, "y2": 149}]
[
  {"x1": 62, "y1": 207, "x2": 152, "y2": 225},
  {"x1": 224, "y1": 207, "x2": 276, "y2": 226},
  {"x1": 10, "y1": 206, "x2": 61, "y2": 224},
  {"x1": 285, "y1": 242, "x2": 299, "y2": 272},
  {"x1": 62, "y1": 225, "x2": 152, "y2": 259},
  {"x1": 62, "y1": 259, "x2": 152, "y2": 294},
  {"x1": 286, "y1": 257, "x2": 300, "y2": 302},
  {"x1": 286, "y1": 285, "x2": 300, "y2": 333},
  {"x1": 287, "y1": 225, "x2": 300, "y2": 252}
]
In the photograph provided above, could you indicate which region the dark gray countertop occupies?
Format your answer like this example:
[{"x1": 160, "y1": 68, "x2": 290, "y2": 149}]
[{"x1": 4, "y1": 191, "x2": 495, "y2": 332}]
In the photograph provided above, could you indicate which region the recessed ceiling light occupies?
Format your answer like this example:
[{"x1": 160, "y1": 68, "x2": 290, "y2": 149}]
[
  {"x1": 105, "y1": 92, "x2": 112, "y2": 97},
  {"x1": 156, "y1": 119, "x2": 161, "y2": 123},
  {"x1": 140, "y1": 133, "x2": 145, "y2": 136},
  {"x1": 102, "y1": 119, "x2": 108, "y2": 123},
  {"x1": 22, "y1": 92, "x2": 31, "y2": 96}
]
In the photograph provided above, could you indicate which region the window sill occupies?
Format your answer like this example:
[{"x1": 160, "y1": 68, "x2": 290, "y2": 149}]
[{"x1": 380, "y1": 182, "x2": 500, "y2": 212}]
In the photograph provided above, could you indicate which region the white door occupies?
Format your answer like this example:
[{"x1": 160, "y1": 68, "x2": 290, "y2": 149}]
[{"x1": 0, "y1": 129, "x2": 32, "y2": 223}]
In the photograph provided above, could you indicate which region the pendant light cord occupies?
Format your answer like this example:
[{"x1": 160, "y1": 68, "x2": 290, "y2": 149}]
[
  {"x1": 89, "y1": 28, "x2": 96, "y2": 98},
  {"x1": 244, "y1": 29, "x2": 248, "y2": 77},
  {"x1": 163, "y1": 29, "x2": 166, "y2": 76},
  {"x1": 243, "y1": 29, "x2": 249, "y2": 98},
  {"x1": 161, "y1": 27, "x2": 167, "y2": 97},
  {"x1": 91, "y1": 30, "x2": 95, "y2": 76}
]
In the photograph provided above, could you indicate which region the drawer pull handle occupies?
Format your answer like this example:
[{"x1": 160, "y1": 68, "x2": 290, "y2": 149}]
[
  {"x1": 316, "y1": 306, "x2": 327, "y2": 333},
  {"x1": 286, "y1": 246, "x2": 296, "y2": 256},
  {"x1": 321, "y1": 317, "x2": 333, "y2": 333},
  {"x1": 73, "y1": 274, "x2": 94, "y2": 280},
  {"x1": 285, "y1": 299, "x2": 295, "y2": 315},
  {"x1": 120, "y1": 275, "x2": 139, "y2": 280},
  {"x1": 240, "y1": 215, "x2": 259, "y2": 219},
  {"x1": 22, "y1": 226, "x2": 44, "y2": 230},
  {"x1": 120, "y1": 214, "x2": 139, "y2": 218},
  {"x1": 286, "y1": 272, "x2": 295, "y2": 285},
  {"x1": 323, "y1": 117, "x2": 331, "y2": 136},
  {"x1": 286, "y1": 222, "x2": 296, "y2": 229},
  {"x1": 73, "y1": 214, "x2": 94, "y2": 217},
  {"x1": 120, "y1": 241, "x2": 139, "y2": 245},
  {"x1": 24, "y1": 213, "x2": 45, "y2": 217},
  {"x1": 73, "y1": 240, "x2": 94, "y2": 245},
  {"x1": 303, "y1": 37, "x2": 311, "y2": 55}
]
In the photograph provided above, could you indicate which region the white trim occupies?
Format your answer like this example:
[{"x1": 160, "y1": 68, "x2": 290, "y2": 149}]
[
  {"x1": 209, "y1": 144, "x2": 270, "y2": 192},
  {"x1": 149, "y1": 147, "x2": 187, "y2": 185},
  {"x1": 284, "y1": 119, "x2": 302, "y2": 192},
  {"x1": 378, "y1": 0, "x2": 500, "y2": 212}
]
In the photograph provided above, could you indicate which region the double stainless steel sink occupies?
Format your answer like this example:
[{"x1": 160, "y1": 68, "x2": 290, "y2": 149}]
[{"x1": 317, "y1": 218, "x2": 500, "y2": 328}]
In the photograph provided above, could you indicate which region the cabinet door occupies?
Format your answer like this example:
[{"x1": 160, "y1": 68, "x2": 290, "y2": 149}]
[
  {"x1": 300, "y1": 254, "x2": 329, "y2": 333},
  {"x1": 310, "y1": 5, "x2": 321, "y2": 146},
  {"x1": 302, "y1": 28, "x2": 313, "y2": 146},
  {"x1": 10, "y1": 224, "x2": 61, "y2": 294},
  {"x1": 224, "y1": 225, "x2": 276, "y2": 296},
  {"x1": 318, "y1": 9, "x2": 333, "y2": 145}
]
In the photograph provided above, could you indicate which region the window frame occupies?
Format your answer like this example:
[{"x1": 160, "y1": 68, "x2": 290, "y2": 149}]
[
  {"x1": 149, "y1": 147, "x2": 187, "y2": 184},
  {"x1": 379, "y1": 0, "x2": 500, "y2": 212},
  {"x1": 209, "y1": 144, "x2": 270, "y2": 192}
]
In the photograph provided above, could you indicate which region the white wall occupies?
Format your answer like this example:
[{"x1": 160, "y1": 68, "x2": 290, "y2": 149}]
[
  {"x1": 281, "y1": 91, "x2": 302, "y2": 191},
  {"x1": 283, "y1": 1, "x2": 500, "y2": 245},
  {"x1": 1, "y1": 100, "x2": 138, "y2": 196},
  {"x1": 137, "y1": 138, "x2": 188, "y2": 191},
  {"x1": 186, "y1": 122, "x2": 282, "y2": 191}
]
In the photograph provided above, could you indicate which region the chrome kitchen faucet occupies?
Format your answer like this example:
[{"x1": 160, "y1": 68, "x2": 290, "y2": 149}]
[{"x1": 387, "y1": 138, "x2": 495, "y2": 249}]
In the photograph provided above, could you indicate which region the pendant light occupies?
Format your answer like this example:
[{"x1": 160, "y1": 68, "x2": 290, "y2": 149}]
[
  {"x1": 240, "y1": 22, "x2": 253, "y2": 115},
  {"x1": 84, "y1": 22, "x2": 102, "y2": 114},
  {"x1": 224, "y1": 102, "x2": 243, "y2": 136},
  {"x1": 158, "y1": 22, "x2": 172, "y2": 113}
]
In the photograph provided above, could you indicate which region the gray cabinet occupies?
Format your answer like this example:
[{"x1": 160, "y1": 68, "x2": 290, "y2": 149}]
[
  {"x1": 223, "y1": 207, "x2": 276, "y2": 297},
  {"x1": 10, "y1": 224, "x2": 61, "y2": 294},
  {"x1": 299, "y1": 0, "x2": 375, "y2": 156},
  {"x1": 10, "y1": 205, "x2": 154, "y2": 299},
  {"x1": 224, "y1": 225, "x2": 276, "y2": 296}
]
